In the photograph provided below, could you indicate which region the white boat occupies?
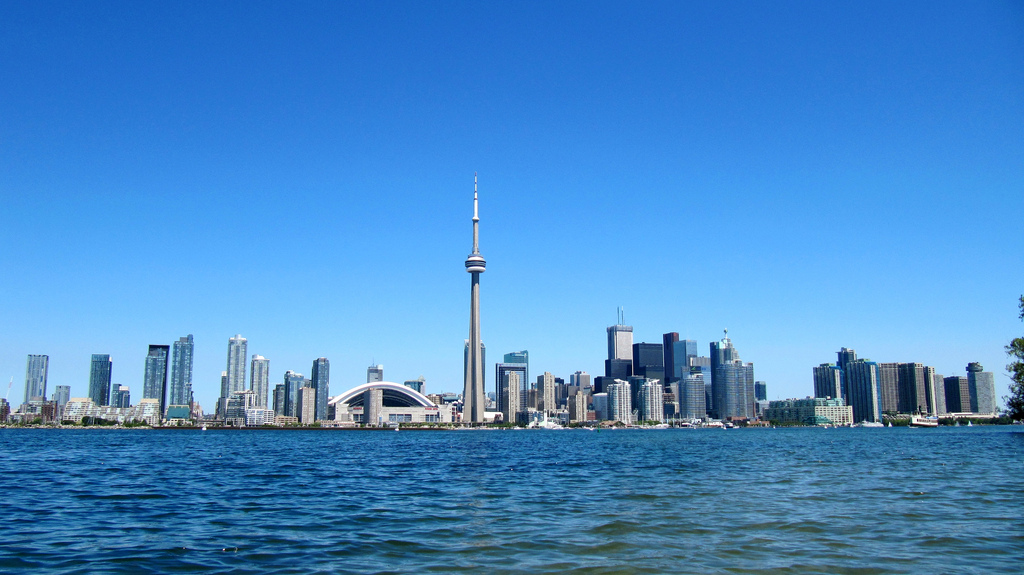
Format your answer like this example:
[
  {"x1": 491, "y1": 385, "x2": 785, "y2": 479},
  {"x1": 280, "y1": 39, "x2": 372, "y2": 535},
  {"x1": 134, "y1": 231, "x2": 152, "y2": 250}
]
[
  {"x1": 854, "y1": 421, "x2": 884, "y2": 428},
  {"x1": 910, "y1": 415, "x2": 939, "y2": 428}
]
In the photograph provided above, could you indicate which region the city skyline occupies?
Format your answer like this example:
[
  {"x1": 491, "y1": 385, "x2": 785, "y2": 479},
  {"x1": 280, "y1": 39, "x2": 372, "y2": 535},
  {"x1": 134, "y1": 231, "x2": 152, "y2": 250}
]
[{"x1": 2, "y1": 2, "x2": 1021, "y2": 411}]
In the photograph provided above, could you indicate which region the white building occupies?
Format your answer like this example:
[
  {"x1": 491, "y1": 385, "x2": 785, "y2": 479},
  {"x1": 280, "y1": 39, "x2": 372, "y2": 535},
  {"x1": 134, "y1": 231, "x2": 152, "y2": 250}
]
[
  {"x1": 607, "y1": 381, "x2": 632, "y2": 424},
  {"x1": 330, "y1": 382, "x2": 452, "y2": 425}
]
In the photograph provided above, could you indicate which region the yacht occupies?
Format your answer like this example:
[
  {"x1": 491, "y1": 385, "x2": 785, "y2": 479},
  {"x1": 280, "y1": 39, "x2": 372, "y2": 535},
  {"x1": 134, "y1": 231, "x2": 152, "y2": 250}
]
[{"x1": 909, "y1": 414, "x2": 939, "y2": 428}]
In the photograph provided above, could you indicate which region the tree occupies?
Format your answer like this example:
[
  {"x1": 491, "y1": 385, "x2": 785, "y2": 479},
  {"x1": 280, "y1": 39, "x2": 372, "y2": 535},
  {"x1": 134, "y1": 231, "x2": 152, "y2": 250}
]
[{"x1": 1006, "y1": 295, "x2": 1024, "y2": 421}]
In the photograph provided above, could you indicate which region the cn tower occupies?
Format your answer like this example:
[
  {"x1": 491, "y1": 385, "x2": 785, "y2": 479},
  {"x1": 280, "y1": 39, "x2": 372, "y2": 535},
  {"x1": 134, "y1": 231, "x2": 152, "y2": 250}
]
[{"x1": 463, "y1": 173, "x2": 486, "y2": 423}]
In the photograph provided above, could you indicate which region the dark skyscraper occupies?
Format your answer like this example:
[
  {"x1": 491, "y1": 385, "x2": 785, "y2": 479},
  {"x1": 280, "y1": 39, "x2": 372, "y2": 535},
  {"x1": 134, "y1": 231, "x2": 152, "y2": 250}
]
[
  {"x1": 844, "y1": 359, "x2": 881, "y2": 423},
  {"x1": 754, "y1": 381, "x2": 767, "y2": 402},
  {"x1": 284, "y1": 370, "x2": 308, "y2": 418},
  {"x1": 143, "y1": 345, "x2": 170, "y2": 415},
  {"x1": 88, "y1": 354, "x2": 112, "y2": 406},
  {"x1": 169, "y1": 335, "x2": 194, "y2": 407},
  {"x1": 813, "y1": 363, "x2": 843, "y2": 399},
  {"x1": 633, "y1": 342, "x2": 665, "y2": 382},
  {"x1": 897, "y1": 363, "x2": 930, "y2": 414},
  {"x1": 662, "y1": 333, "x2": 679, "y2": 383},
  {"x1": 837, "y1": 347, "x2": 857, "y2": 371},
  {"x1": 311, "y1": 357, "x2": 330, "y2": 421}
]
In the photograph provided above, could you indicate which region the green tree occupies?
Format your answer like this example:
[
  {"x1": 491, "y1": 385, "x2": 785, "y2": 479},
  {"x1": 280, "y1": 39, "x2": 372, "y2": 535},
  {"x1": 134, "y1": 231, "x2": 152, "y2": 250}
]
[{"x1": 1006, "y1": 295, "x2": 1024, "y2": 421}]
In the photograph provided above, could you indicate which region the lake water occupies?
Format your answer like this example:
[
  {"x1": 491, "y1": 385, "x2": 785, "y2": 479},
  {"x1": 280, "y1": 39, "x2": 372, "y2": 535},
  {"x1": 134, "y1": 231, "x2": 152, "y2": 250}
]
[{"x1": 1, "y1": 427, "x2": 1021, "y2": 574}]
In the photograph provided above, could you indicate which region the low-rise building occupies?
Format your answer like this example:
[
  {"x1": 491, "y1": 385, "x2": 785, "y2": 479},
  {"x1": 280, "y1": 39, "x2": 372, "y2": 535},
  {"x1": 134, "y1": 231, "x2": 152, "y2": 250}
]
[{"x1": 763, "y1": 397, "x2": 853, "y2": 426}]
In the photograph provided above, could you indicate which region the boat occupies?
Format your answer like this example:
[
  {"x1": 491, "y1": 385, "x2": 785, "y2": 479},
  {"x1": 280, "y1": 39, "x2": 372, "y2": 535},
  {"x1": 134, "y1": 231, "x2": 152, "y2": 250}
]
[
  {"x1": 967, "y1": 421, "x2": 973, "y2": 427},
  {"x1": 854, "y1": 421, "x2": 884, "y2": 428},
  {"x1": 909, "y1": 415, "x2": 939, "y2": 428}
]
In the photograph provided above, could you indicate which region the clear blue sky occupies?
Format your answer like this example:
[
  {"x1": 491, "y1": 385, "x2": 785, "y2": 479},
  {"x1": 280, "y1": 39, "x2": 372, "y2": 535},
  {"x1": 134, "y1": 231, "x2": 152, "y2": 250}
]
[{"x1": 2, "y1": 1, "x2": 1022, "y2": 410}]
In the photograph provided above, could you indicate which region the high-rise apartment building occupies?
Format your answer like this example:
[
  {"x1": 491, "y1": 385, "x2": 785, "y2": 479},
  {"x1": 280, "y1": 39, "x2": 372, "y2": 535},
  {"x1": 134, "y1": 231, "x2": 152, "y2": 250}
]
[
  {"x1": 88, "y1": 354, "x2": 112, "y2": 407},
  {"x1": 367, "y1": 364, "x2": 383, "y2": 383},
  {"x1": 273, "y1": 384, "x2": 286, "y2": 416},
  {"x1": 110, "y1": 385, "x2": 131, "y2": 408},
  {"x1": 662, "y1": 333, "x2": 679, "y2": 383},
  {"x1": 680, "y1": 371, "x2": 706, "y2": 420},
  {"x1": 837, "y1": 347, "x2": 857, "y2": 371},
  {"x1": 53, "y1": 385, "x2": 71, "y2": 419},
  {"x1": 169, "y1": 335, "x2": 194, "y2": 408},
  {"x1": 844, "y1": 359, "x2": 881, "y2": 423},
  {"x1": 250, "y1": 355, "x2": 270, "y2": 409},
  {"x1": 637, "y1": 380, "x2": 664, "y2": 423},
  {"x1": 496, "y1": 362, "x2": 528, "y2": 415},
  {"x1": 931, "y1": 372, "x2": 947, "y2": 415},
  {"x1": 224, "y1": 335, "x2": 248, "y2": 413},
  {"x1": 966, "y1": 362, "x2": 996, "y2": 414},
  {"x1": 297, "y1": 387, "x2": 316, "y2": 424},
  {"x1": 607, "y1": 381, "x2": 632, "y2": 424},
  {"x1": 311, "y1": 357, "x2": 329, "y2": 421},
  {"x1": 897, "y1": 363, "x2": 932, "y2": 414},
  {"x1": 877, "y1": 363, "x2": 899, "y2": 413},
  {"x1": 710, "y1": 331, "x2": 754, "y2": 419},
  {"x1": 503, "y1": 371, "x2": 520, "y2": 424},
  {"x1": 142, "y1": 345, "x2": 170, "y2": 415},
  {"x1": 284, "y1": 371, "x2": 308, "y2": 418},
  {"x1": 813, "y1": 363, "x2": 843, "y2": 399},
  {"x1": 537, "y1": 372, "x2": 555, "y2": 414},
  {"x1": 943, "y1": 375, "x2": 970, "y2": 413},
  {"x1": 754, "y1": 381, "x2": 767, "y2": 402},
  {"x1": 24, "y1": 354, "x2": 49, "y2": 403}
]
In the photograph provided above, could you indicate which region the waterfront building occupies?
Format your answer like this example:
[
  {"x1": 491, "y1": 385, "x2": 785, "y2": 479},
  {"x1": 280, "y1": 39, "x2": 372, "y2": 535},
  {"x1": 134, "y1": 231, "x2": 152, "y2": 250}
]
[
  {"x1": 813, "y1": 363, "x2": 843, "y2": 400},
  {"x1": 110, "y1": 385, "x2": 131, "y2": 408},
  {"x1": 497, "y1": 358, "x2": 528, "y2": 413},
  {"x1": 297, "y1": 387, "x2": 317, "y2": 424},
  {"x1": 844, "y1": 359, "x2": 882, "y2": 423},
  {"x1": 310, "y1": 357, "x2": 329, "y2": 421},
  {"x1": 754, "y1": 381, "x2": 767, "y2": 402},
  {"x1": 593, "y1": 392, "x2": 609, "y2": 420},
  {"x1": 569, "y1": 389, "x2": 588, "y2": 423},
  {"x1": 632, "y1": 342, "x2": 665, "y2": 383},
  {"x1": 330, "y1": 382, "x2": 451, "y2": 425},
  {"x1": 538, "y1": 372, "x2": 555, "y2": 414},
  {"x1": 273, "y1": 384, "x2": 286, "y2": 415},
  {"x1": 877, "y1": 363, "x2": 899, "y2": 413},
  {"x1": 24, "y1": 354, "x2": 49, "y2": 403},
  {"x1": 943, "y1": 375, "x2": 970, "y2": 413},
  {"x1": 224, "y1": 390, "x2": 256, "y2": 426},
  {"x1": 931, "y1": 372, "x2": 947, "y2": 415},
  {"x1": 169, "y1": 335, "x2": 194, "y2": 408},
  {"x1": 250, "y1": 355, "x2": 270, "y2": 409},
  {"x1": 0, "y1": 399, "x2": 9, "y2": 422},
  {"x1": 680, "y1": 371, "x2": 706, "y2": 420},
  {"x1": 763, "y1": 398, "x2": 853, "y2": 426},
  {"x1": 244, "y1": 408, "x2": 275, "y2": 427},
  {"x1": 966, "y1": 362, "x2": 996, "y2": 414},
  {"x1": 226, "y1": 335, "x2": 247, "y2": 395},
  {"x1": 502, "y1": 371, "x2": 521, "y2": 424},
  {"x1": 897, "y1": 363, "x2": 933, "y2": 414},
  {"x1": 283, "y1": 371, "x2": 308, "y2": 418},
  {"x1": 607, "y1": 381, "x2": 632, "y2": 424},
  {"x1": 637, "y1": 380, "x2": 664, "y2": 423},
  {"x1": 463, "y1": 174, "x2": 487, "y2": 423},
  {"x1": 88, "y1": 354, "x2": 113, "y2": 407},
  {"x1": 710, "y1": 332, "x2": 754, "y2": 419},
  {"x1": 142, "y1": 344, "x2": 170, "y2": 415},
  {"x1": 404, "y1": 376, "x2": 425, "y2": 394},
  {"x1": 53, "y1": 385, "x2": 70, "y2": 419},
  {"x1": 367, "y1": 364, "x2": 383, "y2": 383},
  {"x1": 62, "y1": 397, "x2": 162, "y2": 426}
]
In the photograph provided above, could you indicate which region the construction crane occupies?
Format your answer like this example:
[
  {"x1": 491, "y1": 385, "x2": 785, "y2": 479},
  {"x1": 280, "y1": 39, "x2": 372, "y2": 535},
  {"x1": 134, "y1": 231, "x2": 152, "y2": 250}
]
[{"x1": 5, "y1": 377, "x2": 11, "y2": 401}]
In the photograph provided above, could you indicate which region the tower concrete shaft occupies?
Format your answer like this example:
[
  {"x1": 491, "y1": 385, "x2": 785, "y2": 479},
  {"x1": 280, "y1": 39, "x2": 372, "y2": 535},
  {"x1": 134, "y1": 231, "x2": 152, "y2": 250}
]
[{"x1": 463, "y1": 174, "x2": 486, "y2": 423}]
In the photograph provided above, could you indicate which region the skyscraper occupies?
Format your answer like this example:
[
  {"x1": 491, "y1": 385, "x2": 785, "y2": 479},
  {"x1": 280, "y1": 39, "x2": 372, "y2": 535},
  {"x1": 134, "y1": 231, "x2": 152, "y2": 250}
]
[
  {"x1": 496, "y1": 362, "x2": 528, "y2": 415},
  {"x1": 813, "y1": 363, "x2": 843, "y2": 399},
  {"x1": 463, "y1": 174, "x2": 486, "y2": 423},
  {"x1": 632, "y1": 342, "x2": 665, "y2": 382},
  {"x1": 225, "y1": 335, "x2": 248, "y2": 400},
  {"x1": 142, "y1": 345, "x2": 170, "y2": 415},
  {"x1": 607, "y1": 381, "x2": 632, "y2": 424},
  {"x1": 251, "y1": 355, "x2": 270, "y2": 409},
  {"x1": 503, "y1": 371, "x2": 520, "y2": 424},
  {"x1": 284, "y1": 370, "x2": 308, "y2": 418},
  {"x1": 754, "y1": 381, "x2": 767, "y2": 402},
  {"x1": 605, "y1": 310, "x2": 633, "y2": 379},
  {"x1": 944, "y1": 375, "x2": 970, "y2": 413},
  {"x1": 273, "y1": 384, "x2": 286, "y2": 416},
  {"x1": 637, "y1": 380, "x2": 664, "y2": 423},
  {"x1": 966, "y1": 362, "x2": 996, "y2": 414},
  {"x1": 844, "y1": 359, "x2": 881, "y2": 423},
  {"x1": 897, "y1": 363, "x2": 930, "y2": 414},
  {"x1": 877, "y1": 363, "x2": 899, "y2": 413},
  {"x1": 538, "y1": 372, "x2": 555, "y2": 414},
  {"x1": 367, "y1": 364, "x2": 383, "y2": 383},
  {"x1": 169, "y1": 335, "x2": 194, "y2": 408},
  {"x1": 662, "y1": 333, "x2": 679, "y2": 383},
  {"x1": 24, "y1": 354, "x2": 49, "y2": 403},
  {"x1": 88, "y1": 354, "x2": 112, "y2": 407},
  {"x1": 710, "y1": 330, "x2": 754, "y2": 419},
  {"x1": 680, "y1": 370, "x2": 706, "y2": 420},
  {"x1": 311, "y1": 357, "x2": 329, "y2": 421},
  {"x1": 837, "y1": 347, "x2": 857, "y2": 371},
  {"x1": 53, "y1": 385, "x2": 70, "y2": 419}
]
